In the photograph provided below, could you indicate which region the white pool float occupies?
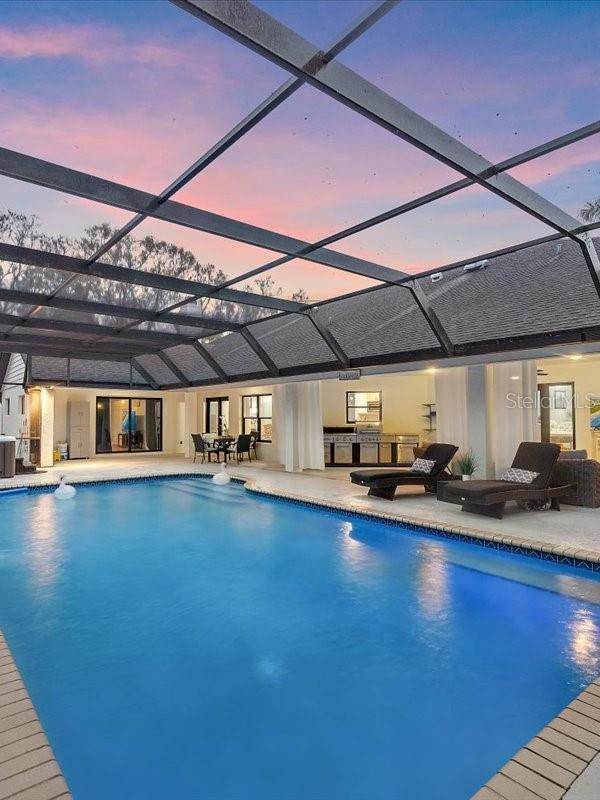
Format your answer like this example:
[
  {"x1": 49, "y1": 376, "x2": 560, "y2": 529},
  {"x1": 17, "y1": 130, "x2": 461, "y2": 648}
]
[
  {"x1": 212, "y1": 463, "x2": 230, "y2": 485},
  {"x1": 54, "y1": 476, "x2": 77, "y2": 499}
]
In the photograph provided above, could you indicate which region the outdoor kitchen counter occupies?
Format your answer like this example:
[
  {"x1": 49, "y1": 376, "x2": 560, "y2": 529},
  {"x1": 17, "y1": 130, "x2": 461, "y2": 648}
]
[{"x1": 323, "y1": 430, "x2": 421, "y2": 467}]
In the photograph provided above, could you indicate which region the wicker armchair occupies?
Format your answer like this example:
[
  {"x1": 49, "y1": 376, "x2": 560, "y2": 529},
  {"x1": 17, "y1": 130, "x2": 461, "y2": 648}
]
[{"x1": 552, "y1": 456, "x2": 600, "y2": 508}]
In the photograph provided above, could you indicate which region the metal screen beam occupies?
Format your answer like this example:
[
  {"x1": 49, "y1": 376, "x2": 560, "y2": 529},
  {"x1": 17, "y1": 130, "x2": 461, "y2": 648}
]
[
  {"x1": 131, "y1": 359, "x2": 160, "y2": 390},
  {"x1": 74, "y1": 0, "x2": 398, "y2": 271},
  {"x1": 306, "y1": 315, "x2": 350, "y2": 368},
  {"x1": 157, "y1": 351, "x2": 191, "y2": 387},
  {"x1": 64, "y1": 0, "x2": 397, "y2": 347},
  {"x1": 186, "y1": 0, "x2": 585, "y2": 240},
  {"x1": 0, "y1": 241, "x2": 302, "y2": 315},
  {"x1": 0, "y1": 285, "x2": 241, "y2": 334},
  {"x1": 0, "y1": 148, "x2": 405, "y2": 285},
  {"x1": 212, "y1": 122, "x2": 600, "y2": 293},
  {"x1": 0, "y1": 334, "x2": 152, "y2": 357},
  {"x1": 407, "y1": 282, "x2": 454, "y2": 355},
  {"x1": 579, "y1": 235, "x2": 600, "y2": 296},
  {"x1": 239, "y1": 328, "x2": 279, "y2": 376},
  {"x1": 0, "y1": 340, "x2": 140, "y2": 361},
  {"x1": 295, "y1": 219, "x2": 600, "y2": 319},
  {"x1": 0, "y1": 311, "x2": 204, "y2": 346},
  {"x1": 191, "y1": 341, "x2": 229, "y2": 381}
]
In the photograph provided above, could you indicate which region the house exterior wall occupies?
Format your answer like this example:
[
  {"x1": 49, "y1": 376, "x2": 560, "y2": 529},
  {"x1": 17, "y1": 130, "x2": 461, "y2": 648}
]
[
  {"x1": 193, "y1": 383, "x2": 276, "y2": 462},
  {"x1": 191, "y1": 371, "x2": 436, "y2": 465},
  {"x1": 0, "y1": 354, "x2": 28, "y2": 457},
  {"x1": 52, "y1": 387, "x2": 185, "y2": 458},
  {"x1": 321, "y1": 371, "x2": 436, "y2": 440}
]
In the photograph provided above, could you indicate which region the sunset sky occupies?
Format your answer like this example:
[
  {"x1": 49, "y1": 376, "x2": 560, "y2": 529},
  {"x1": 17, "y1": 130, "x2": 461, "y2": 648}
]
[{"x1": 0, "y1": 0, "x2": 598, "y2": 302}]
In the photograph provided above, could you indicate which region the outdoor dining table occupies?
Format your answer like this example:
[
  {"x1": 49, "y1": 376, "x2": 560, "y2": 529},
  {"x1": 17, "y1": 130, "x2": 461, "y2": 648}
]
[{"x1": 212, "y1": 436, "x2": 236, "y2": 461}]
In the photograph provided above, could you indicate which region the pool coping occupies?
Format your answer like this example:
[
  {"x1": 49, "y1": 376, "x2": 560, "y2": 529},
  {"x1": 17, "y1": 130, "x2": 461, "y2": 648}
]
[
  {"x1": 0, "y1": 630, "x2": 72, "y2": 799},
  {"x1": 3, "y1": 470, "x2": 600, "y2": 798},
  {"x1": 471, "y1": 677, "x2": 600, "y2": 800}
]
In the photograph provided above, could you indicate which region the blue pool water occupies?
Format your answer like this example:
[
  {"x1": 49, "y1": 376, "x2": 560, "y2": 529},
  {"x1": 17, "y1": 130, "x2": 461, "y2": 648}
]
[{"x1": 1, "y1": 478, "x2": 599, "y2": 799}]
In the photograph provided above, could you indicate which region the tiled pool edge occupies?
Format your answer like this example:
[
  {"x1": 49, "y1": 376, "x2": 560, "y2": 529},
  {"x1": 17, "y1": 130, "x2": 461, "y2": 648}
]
[
  {"x1": 243, "y1": 481, "x2": 600, "y2": 573},
  {"x1": 2, "y1": 470, "x2": 599, "y2": 570},
  {"x1": 471, "y1": 677, "x2": 600, "y2": 800},
  {"x1": 0, "y1": 630, "x2": 72, "y2": 799}
]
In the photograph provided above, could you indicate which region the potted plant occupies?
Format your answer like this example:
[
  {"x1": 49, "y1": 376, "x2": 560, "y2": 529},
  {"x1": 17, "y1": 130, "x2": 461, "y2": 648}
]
[{"x1": 455, "y1": 450, "x2": 477, "y2": 480}]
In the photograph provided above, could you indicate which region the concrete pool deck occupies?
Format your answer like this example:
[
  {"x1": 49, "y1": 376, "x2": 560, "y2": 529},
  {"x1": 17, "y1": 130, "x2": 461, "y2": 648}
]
[{"x1": 1, "y1": 455, "x2": 600, "y2": 798}]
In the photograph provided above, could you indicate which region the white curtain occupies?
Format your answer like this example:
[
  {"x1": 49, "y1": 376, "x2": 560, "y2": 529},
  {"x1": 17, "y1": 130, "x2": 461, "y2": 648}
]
[
  {"x1": 298, "y1": 381, "x2": 325, "y2": 470},
  {"x1": 272, "y1": 381, "x2": 324, "y2": 471},
  {"x1": 435, "y1": 367, "x2": 469, "y2": 452},
  {"x1": 271, "y1": 383, "x2": 287, "y2": 466},
  {"x1": 489, "y1": 361, "x2": 539, "y2": 476}
]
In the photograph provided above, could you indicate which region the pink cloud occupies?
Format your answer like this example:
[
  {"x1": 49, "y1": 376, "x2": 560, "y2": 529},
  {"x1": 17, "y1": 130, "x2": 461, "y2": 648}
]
[
  {"x1": 0, "y1": 24, "x2": 181, "y2": 66},
  {"x1": 509, "y1": 136, "x2": 600, "y2": 186}
]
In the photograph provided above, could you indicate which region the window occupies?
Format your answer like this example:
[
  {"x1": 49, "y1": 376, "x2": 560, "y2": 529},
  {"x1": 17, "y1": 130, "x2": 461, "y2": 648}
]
[
  {"x1": 96, "y1": 397, "x2": 163, "y2": 454},
  {"x1": 242, "y1": 394, "x2": 272, "y2": 442},
  {"x1": 346, "y1": 391, "x2": 382, "y2": 424},
  {"x1": 5, "y1": 398, "x2": 9, "y2": 416},
  {"x1": 19, "y1": 396, "x2": 25, "y2": 415}
]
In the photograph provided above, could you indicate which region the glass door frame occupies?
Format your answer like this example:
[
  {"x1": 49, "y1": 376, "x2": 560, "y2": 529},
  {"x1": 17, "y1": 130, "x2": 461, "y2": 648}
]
[
  {"x1": 95, "y1": 396, "x2": 163, "y2": 454},
  {"x1": 538, "y1": 382, "x2": 576, "y2": 450},
  {"x1": 205, "y1": 396, "x2": 229, "y2": 436}
]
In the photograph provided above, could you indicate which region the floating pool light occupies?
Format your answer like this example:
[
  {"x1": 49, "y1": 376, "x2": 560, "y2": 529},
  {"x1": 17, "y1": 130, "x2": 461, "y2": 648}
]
[
  {"x1": 212, "y1": 463, "x2": 230, "y2": 485},
  {"x1": 54, "y1": 476, "x2": 77, "y2": 500}
]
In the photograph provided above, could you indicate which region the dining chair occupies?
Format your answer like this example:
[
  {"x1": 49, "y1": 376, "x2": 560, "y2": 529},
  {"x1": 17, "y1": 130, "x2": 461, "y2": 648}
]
[
  {"x1": 225, "y1": 434, "x2": 252, "y2": 464},
  {"x1": 191, "y1": 434, "x2": 220, "y2": 464}
]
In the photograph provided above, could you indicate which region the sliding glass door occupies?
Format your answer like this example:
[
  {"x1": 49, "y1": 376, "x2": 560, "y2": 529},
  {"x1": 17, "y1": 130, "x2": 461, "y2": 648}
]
[{"x1": 96, "y1": 397, "x2": 162, "y2": 454}]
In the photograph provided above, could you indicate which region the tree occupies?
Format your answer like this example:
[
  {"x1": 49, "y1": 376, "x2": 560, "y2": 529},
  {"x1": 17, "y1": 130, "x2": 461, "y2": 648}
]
[
  {"x1": 0, "y1": 210, "x2": 309, "y2": 331},
  {"x1": 579, "y1": 198, "x2": 600, "y2": 223}
]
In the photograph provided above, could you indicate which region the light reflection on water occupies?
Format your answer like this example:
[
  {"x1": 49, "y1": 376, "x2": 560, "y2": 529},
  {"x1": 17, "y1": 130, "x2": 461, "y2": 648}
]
[
  {"x1": 25, "y1": 494, "x2": 64, "y2": 592},
  {"x1": 416, "y1": 541, "x2": 451, "y2": 624},
  {"x1": 340, "y1": 521, "x2": 374, "y2": 568},
  {"x1": 568, "y1": 607, "x2": 599, "y2": 677}
]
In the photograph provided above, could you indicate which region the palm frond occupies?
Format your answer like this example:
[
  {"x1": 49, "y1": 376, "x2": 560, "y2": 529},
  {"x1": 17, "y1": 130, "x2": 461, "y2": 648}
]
[{"x1": 579, "y1": 198, "x2": 600, "y2": 223}]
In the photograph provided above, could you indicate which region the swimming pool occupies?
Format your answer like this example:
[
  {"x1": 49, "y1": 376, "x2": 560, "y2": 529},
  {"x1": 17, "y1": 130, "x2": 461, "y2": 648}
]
[{"x1": 1, "y1": 477, "x2": 599, "y2": 799}]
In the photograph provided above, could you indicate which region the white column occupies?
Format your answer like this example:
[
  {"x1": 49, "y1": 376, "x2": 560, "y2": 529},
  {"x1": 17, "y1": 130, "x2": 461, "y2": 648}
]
[
  {"x1": 40, "y1": 387, "x2": 54, "y2": 468},
  {"x1": 183, "y1": 392, "x2": 198, "y2": 459},
  {"x1": 489, "y1": 360, "x2": 539, "y2": 476}
]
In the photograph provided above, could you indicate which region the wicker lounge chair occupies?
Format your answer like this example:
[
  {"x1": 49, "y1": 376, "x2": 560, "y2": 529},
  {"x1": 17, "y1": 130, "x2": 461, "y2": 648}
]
[
  {"x1": 437, "y1": 442, "x2": 571, "y2": 519},
  {"x1": 350, "y1": 443, "x2": 458, "y2": 500}
]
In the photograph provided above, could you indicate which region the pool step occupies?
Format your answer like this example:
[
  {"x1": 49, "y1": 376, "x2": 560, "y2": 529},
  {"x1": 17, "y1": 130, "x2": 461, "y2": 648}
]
[{"x1": 162, "y1": 481, "x2": 251, "y2": 505}]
